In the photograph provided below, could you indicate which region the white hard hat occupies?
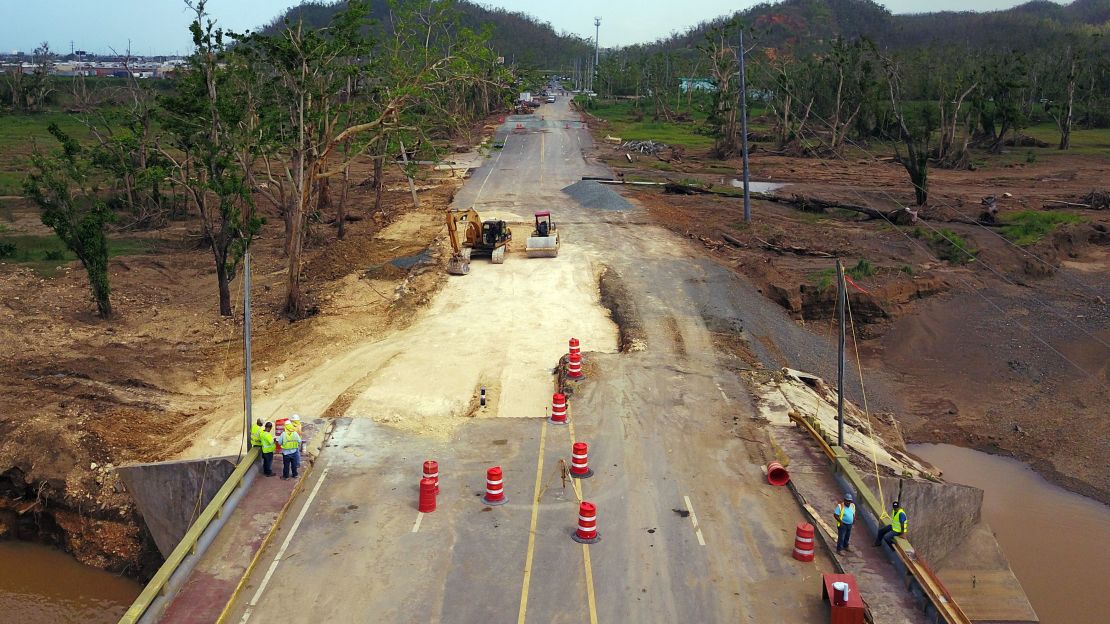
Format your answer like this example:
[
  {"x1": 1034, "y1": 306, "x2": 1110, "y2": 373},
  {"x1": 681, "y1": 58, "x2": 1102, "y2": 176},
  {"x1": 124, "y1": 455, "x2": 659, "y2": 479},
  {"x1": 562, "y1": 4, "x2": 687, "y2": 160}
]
[{"x1": 291, "y1": 414, "x2": 301, "y2": 421}]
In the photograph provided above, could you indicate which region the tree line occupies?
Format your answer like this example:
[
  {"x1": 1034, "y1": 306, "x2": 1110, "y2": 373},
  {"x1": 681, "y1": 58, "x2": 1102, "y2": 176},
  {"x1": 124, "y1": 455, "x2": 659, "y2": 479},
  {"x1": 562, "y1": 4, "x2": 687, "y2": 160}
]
[
  {"x1": 18, "y1": 0, "x2": 512, "y2": 319},
  {"x1": 590, "y1": 15, "x2": 1109, "y2": 206}
]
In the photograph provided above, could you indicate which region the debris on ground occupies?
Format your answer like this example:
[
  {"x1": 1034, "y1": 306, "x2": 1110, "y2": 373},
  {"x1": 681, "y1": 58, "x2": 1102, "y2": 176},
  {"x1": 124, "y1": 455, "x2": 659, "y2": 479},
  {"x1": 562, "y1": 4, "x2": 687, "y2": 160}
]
[
  {"x1": 1082, "y1": 190, "x2": 1110, "y2": 210},
  {"x1": 620, "y1": 140, "x2": 668, "y2": 155}
]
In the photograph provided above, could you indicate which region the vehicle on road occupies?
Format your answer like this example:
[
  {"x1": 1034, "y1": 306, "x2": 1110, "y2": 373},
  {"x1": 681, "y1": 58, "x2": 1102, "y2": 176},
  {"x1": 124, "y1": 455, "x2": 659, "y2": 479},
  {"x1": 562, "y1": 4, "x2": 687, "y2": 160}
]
[
  {"x1": 446, "y1": 208, "x2": 512, "y2": 275},
  {"x1": 525, "y1": 211, "x2": 560, "y2": 258},
  {"x1": 546, "y1": 95, "x2": 556, "y2": 103}
]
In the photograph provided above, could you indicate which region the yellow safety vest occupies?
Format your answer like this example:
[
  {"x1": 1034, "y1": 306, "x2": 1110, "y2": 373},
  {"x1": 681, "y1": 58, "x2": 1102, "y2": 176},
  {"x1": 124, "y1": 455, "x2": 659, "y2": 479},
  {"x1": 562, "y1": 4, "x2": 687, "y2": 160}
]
[
  {"x1": 835, "y1": 503, "x2": 854, "y2": 527},
  {"x1": 259, "y1": 431, "x2": 276, "y2": 454},
  {"x1": 892, "y1": 508, "x2": 908, "y2": 534},
  {"x1": 280, "y1": 431, "x2": 301, "y2": 454},
  {"x1": 250, "y1": 424, "x2": 262, "y2": 447}
]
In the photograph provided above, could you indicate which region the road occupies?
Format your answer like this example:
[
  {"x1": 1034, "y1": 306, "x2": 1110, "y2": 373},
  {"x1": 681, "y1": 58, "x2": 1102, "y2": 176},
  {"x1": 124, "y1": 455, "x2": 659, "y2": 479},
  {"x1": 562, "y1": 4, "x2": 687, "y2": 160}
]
[{"x1": 221, "y1": 97, "x2": 834, "y2": 623}]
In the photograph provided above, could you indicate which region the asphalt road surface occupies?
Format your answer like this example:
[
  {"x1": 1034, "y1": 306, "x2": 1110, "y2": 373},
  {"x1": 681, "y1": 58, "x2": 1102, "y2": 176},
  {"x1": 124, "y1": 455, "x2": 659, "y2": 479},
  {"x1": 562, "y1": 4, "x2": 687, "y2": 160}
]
[{"x1": 222, "y1": 97, "x2": 834, "y2": 623}]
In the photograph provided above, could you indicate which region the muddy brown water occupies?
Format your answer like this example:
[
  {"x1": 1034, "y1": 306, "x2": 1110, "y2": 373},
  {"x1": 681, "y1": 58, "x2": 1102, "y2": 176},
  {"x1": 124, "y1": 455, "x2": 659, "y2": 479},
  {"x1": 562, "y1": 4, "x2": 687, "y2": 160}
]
[
  {"x1": 910, "y1": 443, "x2": 1110, "y2": 624},
  {"x1": 0, "y1": 541, "x2": 140, "y2": 622}
]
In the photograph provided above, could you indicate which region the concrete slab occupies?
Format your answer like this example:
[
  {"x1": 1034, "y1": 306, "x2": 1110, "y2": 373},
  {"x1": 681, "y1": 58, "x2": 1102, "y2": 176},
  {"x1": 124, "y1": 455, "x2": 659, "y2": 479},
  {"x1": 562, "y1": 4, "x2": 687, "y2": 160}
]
[{"x1": 118, "y1": 456, "x2": 237, "y2": 557}]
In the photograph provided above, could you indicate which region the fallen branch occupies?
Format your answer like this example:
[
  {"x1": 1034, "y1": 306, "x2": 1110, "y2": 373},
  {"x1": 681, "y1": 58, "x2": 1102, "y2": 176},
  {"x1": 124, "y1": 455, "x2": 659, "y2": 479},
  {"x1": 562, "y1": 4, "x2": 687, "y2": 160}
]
[
  {"x1": 752, "y1": 236, "x2": 835, "y2": 257},
  {"x1": 1043, "y1": 199, "x2": 1091, "y2": 208}
]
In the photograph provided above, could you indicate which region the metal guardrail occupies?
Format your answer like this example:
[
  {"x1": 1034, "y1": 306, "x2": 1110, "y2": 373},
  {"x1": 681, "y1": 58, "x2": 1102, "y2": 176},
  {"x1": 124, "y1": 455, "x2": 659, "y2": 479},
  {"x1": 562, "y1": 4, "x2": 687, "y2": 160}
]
[
  {"x1": 119, "y1": 447, "x2": 260, "y2": 624},
  {"x1": 789, "y1": 412, "x2": 971, "y2": 624}
]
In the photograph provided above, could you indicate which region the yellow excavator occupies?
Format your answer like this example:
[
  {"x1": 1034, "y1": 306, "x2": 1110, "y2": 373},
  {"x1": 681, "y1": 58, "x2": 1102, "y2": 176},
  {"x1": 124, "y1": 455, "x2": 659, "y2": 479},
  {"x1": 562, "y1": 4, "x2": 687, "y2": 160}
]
[{"x1": 446, "y1": 208, "x2": 512, "y2": 275}]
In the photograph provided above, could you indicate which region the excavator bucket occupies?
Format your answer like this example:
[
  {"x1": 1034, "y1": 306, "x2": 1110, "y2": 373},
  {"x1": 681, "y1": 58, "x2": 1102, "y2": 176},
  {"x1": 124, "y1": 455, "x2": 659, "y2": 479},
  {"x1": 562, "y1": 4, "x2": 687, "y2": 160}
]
[
  {"x1": 447, "y1": 248, "x2": 472, "y2": 275},
  {"x1": 525, "y1": 234, "x2": 559, "y2": 258}
]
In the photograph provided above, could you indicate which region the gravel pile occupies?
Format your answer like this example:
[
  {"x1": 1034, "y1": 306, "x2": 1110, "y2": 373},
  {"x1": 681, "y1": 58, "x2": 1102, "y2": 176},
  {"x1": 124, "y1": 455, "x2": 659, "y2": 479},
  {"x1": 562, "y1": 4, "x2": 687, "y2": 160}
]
[{"x1": 562, "y1": 180, "x2": 632, "y2": 212}]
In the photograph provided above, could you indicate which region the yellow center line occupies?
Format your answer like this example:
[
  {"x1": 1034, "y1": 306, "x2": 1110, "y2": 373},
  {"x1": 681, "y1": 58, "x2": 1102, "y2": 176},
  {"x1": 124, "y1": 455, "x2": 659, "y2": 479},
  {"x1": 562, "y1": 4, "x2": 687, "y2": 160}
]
[
  {"x1": 582, "y1": 544, "x2": 599, "y2": 624},
  {"x1": 539, "y1": 131, "x2": 545, "y2": 184},
  {"x1": 567, "y1": 406, "x2": 598, "y2": 623},
  {"x1": 517, "y1": 419, "x2": 548, "y2": 624}
]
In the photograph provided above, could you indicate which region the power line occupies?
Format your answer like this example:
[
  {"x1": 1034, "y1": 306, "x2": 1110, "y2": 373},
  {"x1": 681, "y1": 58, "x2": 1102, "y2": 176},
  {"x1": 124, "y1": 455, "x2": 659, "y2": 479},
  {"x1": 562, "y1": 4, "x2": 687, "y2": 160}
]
[{"x1": 785, "y1": 121, "x2": 1100, "y2": 379}]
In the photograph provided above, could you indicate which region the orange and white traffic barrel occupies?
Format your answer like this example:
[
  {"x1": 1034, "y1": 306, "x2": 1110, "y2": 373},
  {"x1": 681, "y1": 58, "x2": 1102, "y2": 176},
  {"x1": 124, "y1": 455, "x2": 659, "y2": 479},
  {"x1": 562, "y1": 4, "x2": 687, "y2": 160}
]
[
  {"x1": 570, "y1": 442, "x2": 593, "y2": 478},
  {"x1": 567, "y1": 353, "x2": 583, "y2": 379},
  {"x1": 572, "y1": 501, "x2": 600, "y2": 544},
  {"x1": 792, "y1": 522, "x2": 815, "y2": 562},
  {"x1": 423, "y1": 460, "x2": 439, "y2": 494},
  {"x1": 550, "y1": 393, "x2": 568, "y2": 425},
  {"x1": 483, "y1": 466, "x2": 507, "y2": 506},
  {"x1": 568, "y1": 338, "x2": 580, "y2": 357}
]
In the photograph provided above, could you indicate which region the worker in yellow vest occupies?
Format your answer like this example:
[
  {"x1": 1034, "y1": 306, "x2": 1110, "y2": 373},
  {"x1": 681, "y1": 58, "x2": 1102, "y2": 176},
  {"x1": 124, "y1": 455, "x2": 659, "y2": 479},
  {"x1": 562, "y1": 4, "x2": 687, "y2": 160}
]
[
  {"x1": 250, "y1": 418, "x2": 263, "y2": 449},
  {"x1": 278, "y1": 423, "x2": 302, "y2": 480},
  {"x1": 833, "y1": 493, "x2": 856, "y2": 554},
  {"x1": 259, "y1": 422, "x2": 276, "y2": 477},
  {"x1": 875, "y1": 501, "x2": 908, "y2": 548}
]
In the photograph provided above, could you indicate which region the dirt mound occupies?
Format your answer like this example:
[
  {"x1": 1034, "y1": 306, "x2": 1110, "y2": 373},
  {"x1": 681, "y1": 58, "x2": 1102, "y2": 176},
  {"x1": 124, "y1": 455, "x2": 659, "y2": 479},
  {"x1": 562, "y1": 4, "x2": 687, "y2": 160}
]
[{"x1": 1024, "y1": 221, "x2": 1110, "y2": 276}]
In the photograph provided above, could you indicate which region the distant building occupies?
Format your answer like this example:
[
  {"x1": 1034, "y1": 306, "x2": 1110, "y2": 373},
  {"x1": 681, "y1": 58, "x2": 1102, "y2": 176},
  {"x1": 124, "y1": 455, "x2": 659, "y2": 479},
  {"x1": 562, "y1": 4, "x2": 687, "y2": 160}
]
[{"x1": 680, "y1": 77, "x2": 715, "y2": 93}]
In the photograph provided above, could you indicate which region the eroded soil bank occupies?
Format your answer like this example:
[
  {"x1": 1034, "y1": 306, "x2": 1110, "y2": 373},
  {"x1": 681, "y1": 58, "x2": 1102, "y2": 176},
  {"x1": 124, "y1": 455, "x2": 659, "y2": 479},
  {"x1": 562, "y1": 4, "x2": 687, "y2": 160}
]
[
  {"x1": 592, "y1": 140, "x2": 1110, "y2": 506},
  {"x1": 0, "y1": 123, "x2": 496, "y2": 575}
]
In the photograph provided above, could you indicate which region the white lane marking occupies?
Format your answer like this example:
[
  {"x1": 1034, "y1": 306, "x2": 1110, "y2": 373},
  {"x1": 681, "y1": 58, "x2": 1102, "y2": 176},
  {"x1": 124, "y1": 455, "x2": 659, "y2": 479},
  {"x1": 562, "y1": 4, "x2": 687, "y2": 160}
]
[
  {"x1": 683, "y1": 494, "x2": 707, "y2": 546},
  {"x1": 472, "y1": 133, "x2": 509, "y2": 205},
  {"x1": 239, "y1": 467, "x2": 330, "y2": 624},
  {"x1": 412, "y1": 511, "x2": 425, "y2": 533},
  {"x1": 715, "y1": 383, "x2": 730, "y2": 403}
]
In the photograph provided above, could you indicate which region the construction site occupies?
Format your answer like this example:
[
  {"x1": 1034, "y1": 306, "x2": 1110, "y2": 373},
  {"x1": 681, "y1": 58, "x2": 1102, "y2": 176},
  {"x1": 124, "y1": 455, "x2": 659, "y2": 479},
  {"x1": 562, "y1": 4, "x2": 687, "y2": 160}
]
[
  {"x1": 2, "y1": 91, "x2": 1109, "y2": 623},
  {"x1": 2, "y1": 32, "x2": 1110, "y2": 612}
]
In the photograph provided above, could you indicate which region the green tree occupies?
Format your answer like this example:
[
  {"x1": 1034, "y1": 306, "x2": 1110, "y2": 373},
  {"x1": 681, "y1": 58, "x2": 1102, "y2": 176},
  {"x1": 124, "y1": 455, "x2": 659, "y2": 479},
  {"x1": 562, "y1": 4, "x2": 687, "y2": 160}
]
[
  {"x1": 885, "y1": 58, "x2": 937, "y2": 207},
  {"x1": 160, "y1": 0, "x2": 262, "y2": 317},
  {"x1": 24, "y1": 125, "x2": 115, "y2": 317}
]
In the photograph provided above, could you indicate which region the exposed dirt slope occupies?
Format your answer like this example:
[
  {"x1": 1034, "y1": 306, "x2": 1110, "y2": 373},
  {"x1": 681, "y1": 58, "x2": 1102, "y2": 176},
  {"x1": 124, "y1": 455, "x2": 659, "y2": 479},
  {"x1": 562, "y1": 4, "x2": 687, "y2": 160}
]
[
  {"x1": 589, "y1": 139, "x2": 1110, "y2": 504},
  {"x1": 0, "y1": 140, "x2": 484, "y2": 574}
]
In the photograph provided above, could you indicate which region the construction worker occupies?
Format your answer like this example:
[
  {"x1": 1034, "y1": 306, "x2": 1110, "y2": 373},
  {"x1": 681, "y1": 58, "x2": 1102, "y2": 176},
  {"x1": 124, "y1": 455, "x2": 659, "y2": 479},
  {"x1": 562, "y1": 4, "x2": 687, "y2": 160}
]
[
  {"x1": 250, "y1": 418, "x2": 263, "y2": 449},
  {"x1": 259, "y1": 422, "x2": 276, "y2": 477},
  {"x1": 289, "y1": 414, "x2": 305, "y2": 452},
  {"x1": 278, "y1": 422, "x2": 302, "y2": 480},
  {"x1": 833, "y1": 493, "x2": 856, "y2": 554},
  {"x1": 874, "y1": 501, "x2": 908, "y2": 548}
]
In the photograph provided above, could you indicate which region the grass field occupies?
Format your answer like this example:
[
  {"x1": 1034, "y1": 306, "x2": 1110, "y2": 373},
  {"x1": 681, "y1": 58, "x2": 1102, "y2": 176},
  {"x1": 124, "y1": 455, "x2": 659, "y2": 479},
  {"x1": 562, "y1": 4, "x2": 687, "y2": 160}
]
[
  {"x1": 0, "y1": 111, "x2": 89, "y2": 196},
  {"x1": 999, "y1": 210, "x2": 1084, "y2": 246},
  {"x1": 0, "y1": 233, "x2": 155, "y2": 276},
  {"x1": 577, "y1": 96, "x2": 772, "y2": 150}
]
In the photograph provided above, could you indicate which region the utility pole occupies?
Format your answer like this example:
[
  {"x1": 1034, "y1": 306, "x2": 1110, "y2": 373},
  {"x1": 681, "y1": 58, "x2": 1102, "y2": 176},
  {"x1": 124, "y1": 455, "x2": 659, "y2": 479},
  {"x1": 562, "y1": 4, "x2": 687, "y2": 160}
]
[
  {"x1": 738, "y1": 29, "x2": 752, "y2": 224},
  {"x1": 836, "y1": 259, "x2": 846, "y2": 448},
  {"x1": 243, "y1": 251, "x2": 253, "y2": 449},
  {"x1": 593, "y1": 17, "x2": 601, "y2": 93}
]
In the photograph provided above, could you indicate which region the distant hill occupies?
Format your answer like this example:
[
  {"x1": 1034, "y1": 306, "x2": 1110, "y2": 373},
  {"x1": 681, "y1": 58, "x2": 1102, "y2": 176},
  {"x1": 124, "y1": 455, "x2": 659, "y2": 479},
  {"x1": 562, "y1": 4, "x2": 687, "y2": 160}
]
[
  {"x1": 639, "y1": 0, "x2": 1109, "y2": 55},
  {"x1": 259, "y1": 1, "x2": 593, "y2": 67}
]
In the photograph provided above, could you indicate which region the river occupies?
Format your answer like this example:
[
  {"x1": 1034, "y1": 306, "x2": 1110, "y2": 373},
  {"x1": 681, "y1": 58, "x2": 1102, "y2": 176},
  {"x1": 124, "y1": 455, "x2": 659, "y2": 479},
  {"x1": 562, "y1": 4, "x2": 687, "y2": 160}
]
[
  {"x1": 910, "y1": 443, "x2": 1110, "y2": 624},
  {"x1": 0, "y1": 541, "x2": 141, "y2": 623}
]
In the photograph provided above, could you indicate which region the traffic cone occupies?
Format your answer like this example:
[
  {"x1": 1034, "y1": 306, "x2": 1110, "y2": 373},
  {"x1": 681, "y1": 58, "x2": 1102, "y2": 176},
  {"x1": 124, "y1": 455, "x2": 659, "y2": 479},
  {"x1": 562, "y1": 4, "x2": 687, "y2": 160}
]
[{"x1": 419, "y1": 477, "x2": 437, "y2": 513}]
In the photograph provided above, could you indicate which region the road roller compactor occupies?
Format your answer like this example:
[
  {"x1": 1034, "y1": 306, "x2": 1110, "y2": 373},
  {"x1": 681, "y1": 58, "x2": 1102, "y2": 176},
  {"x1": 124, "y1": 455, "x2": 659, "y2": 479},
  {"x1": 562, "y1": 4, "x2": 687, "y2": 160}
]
[
  {"x1": 445, "y1": 207, "x2": 512, "y2": 275},
  {"x1": 525, "y1": 211, "x2": 560, "y2": 258}
]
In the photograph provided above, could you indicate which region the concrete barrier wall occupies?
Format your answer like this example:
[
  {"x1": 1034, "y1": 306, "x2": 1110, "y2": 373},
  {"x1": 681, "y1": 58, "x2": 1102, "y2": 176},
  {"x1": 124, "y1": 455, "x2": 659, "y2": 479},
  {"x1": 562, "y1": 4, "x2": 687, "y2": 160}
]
[
  {"x1": 862, "y1": 474, "x2": 984, "y2": 564},
  {"x1": 118, "y1": 456, "x2": 238, "y2": 557}
]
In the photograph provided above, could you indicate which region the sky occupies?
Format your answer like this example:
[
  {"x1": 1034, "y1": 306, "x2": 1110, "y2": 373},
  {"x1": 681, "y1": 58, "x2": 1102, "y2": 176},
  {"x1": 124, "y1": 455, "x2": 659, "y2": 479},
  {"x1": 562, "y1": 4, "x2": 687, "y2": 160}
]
[{"x1": 0, "y1": 0, "x2": 1071, "y2": 56}]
